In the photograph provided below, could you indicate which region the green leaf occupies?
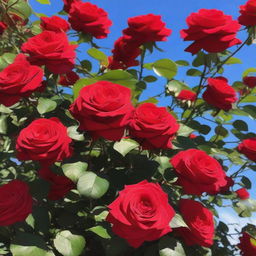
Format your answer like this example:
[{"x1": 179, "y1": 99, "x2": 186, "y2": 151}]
[
  {"x1": 87, "y1": 226, "x2": 111, "y2": 239},
  {"x1": 7, "y1": 0, "x2": 32, "y2": 19},
  {"x1": 37, "y1": 98, "x2": 57, "y2": 114},
  {"x1": 192, "y1": 51, "x2": 205, "y2": 67},
  {"x1": 154, "y1": 156, "x2": 172, "y2": 175},
  {"x1": 159, "y1": 237, "x2": 186, "y2": 256},
  {"x1": 87, "y1": 48, "x2": 108, "y2": 66},
  {"x1": 240, "y1": 95, "x2": 256, "y2": 103},
  {"x1": 241, "y1": 176, "x2": 252, "y2": 189},
  {"x1": 0, "y1": 115, "x2": 8, "y2": 134},
  {"x1": 62, "y1": 162, "x2": 88, "y2": 183},
  {"x1": 10, "y1": 245, "x2": 54, "y2": 256},
  {"x1": 186, "y1": 68, "x2": 202, "y2": 77},
  {"x1": 143, "y1": 63, "x2": 153, "y2": 70},
  {"x1": 243, "y1": 105, "x2": 256, "y2": 119},
  {"x1": 73, "y1": 78, "x2": 97, "y2": 99},
  {"x1": 77, "y1": 172, "x2": 109, "y2": 199},
  {"x1": 143, "y1": 75, "x2": 157, "y2": 82},
  {"x1": 153, "y1": 59, "x2": 177, "y2": 79},
  {"x1": 98, "y1": 70, "x2": 137, "y2": 89},
  {"x1": 166, "y1": 80, "x2": 190, "y2": 95},
  {"x1": 169, "y1": 214, "x2": 188, "y2": 228},
  {"x1": 243, "y1": 67, "x2": 256, "y2": 77},
  {"x1": 67, "y1": 126, "x2": 85, "y2": 141},
  {"x1": 54, "y1": 230, "x2": 85, "y2": 256},
  {"x1": 35, "y1": 0, "x2": 50, "y2": 4},
  {"x1": 232, "y1": 81, "x2": 246, "y2": 91},
  {"x1": 0, "y1": 53, "x2": 16, "y2": 71},
  {"x1": 138, "y1": 97, "x2": 159, "y2": 104},
  {"x1": 233, "y1": 120, "x2": 248, "y2": 131},
  {"x1": 224, "y1": 57, "x2": 242, "y2": 65},
  {"x1": 177, "y1": 124, "x2": 194, "y2": 137},
  {"x1": 113, "y1": 138, "x2": 139, "y2": 156},
  {"x1": 10, "y1": 232, "x2": 53, "y2": 256},
  {"x1": 175, "y1": 60, "x2": 189, "y2": 66}
]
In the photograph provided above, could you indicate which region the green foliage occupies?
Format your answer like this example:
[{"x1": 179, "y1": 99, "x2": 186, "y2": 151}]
[
  {"x1": 153, "y1": 59, "x2": 177, "y2": 79},
  {"x1": 54, "y1": 231, "x2": 85, "y2": 256},
  {"x1": 77, "y1": 172, "x2": 109, "y2": 199}
]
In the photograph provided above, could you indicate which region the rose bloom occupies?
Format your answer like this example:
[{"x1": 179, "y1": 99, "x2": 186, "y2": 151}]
[
  {"x1": 40, "y1": 16, "x2": 70, "y2": 33},
  {"x1": 180, "y1": 9, "x2": 241, "y2": 54},
  {"x1": 236, "y1": 188, "x2": 250, "y2": 200},
  {"x1": 0, "y1": 22, "x2": 7, "y2": 35},
  {"x1": 203, "y1": 77, "x2": 237, "y2": 111},
  {"x1": 68, "y1": 2, "x2": 112, "y2": 39},
  {"x1": 21, "y1": 31, "x2": 77, "y2": 74},
  {"x1": 59, "y1": 71, "x2": 79, "y2": 86},
  {"x1": 238, "y1": 138, "x2": 256, "y2": 161},
  {"x1": 239, "y1": 0, "x2": 256, "y2": 26},
  {"x1": 129, "y1": 103, "x2": 179, "y2": 149},
  {"x1": 106, "y1": 180, "x2": 175, "y2": 248},
  {"x1": 39, "y1": 167, "x2": 75, "y2": 200},
  {"x1": 70, "y1": 81, "x2": 134, "y2": 141},
  {"x1": 0, "y1": 54, "x2": 43, "y2": 107},
  {"x1": 16, "y1": 117, "x2": 73, "y2": 165},
  {"x1": 123, "y1": 14, "x2": 171, "y2": 45},
  {"x1": 189, "y1": 133, "x2": 197, "y2": 139},
  {"x1": 243, "y1": 76, "x2": 256, "y2": 88},
  {"x1": 177, "y1": 89, "x2": 196, "y2": 102},
  {"x1": 0, "y1": 180, "x2": 32, "y2": 226},
  {"x1": 108, "y1": 36, "x2": 141, "y2": 70},
  {"x1": 238, "y1": 232, "x2": 256, "y2": 255},
  {"x1": 62, "y1": 0, "x2": 78, "y2": 13},
  {"x1": 170, "y1": 149, "x2": 232, "y2": 195},
  {"x1": 176, "y1": 199, "x2": 214, "y2": 247}
]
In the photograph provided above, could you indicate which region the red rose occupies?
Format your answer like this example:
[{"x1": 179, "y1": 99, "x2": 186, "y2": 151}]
[
  {"x1": 68, "y1": 2, "x2": 112, "y2": 39},
  {"x1": 170, "y1": 149, "x2": 231, "y2": 195},
  {"x1": 16, "y1": 117, "x2": 73, "y2": 165},
  {"x1": 238, "y1": 232, "x2": 256, "y2": 255},
  {"x1": 239, "y1": 0, "x2": 256, "y2": 26},
  {"x1": 176, "y1": 199, "x2": 214, "y2": 247},
  {"x1": 189, "y1": 133, "x2": 197, "y2": 139},
  {"x1": 106, "y1": 180, "x2": 175, "y2": 248},
  {"x1": 180, "y1": 9, "x2": 241, "y2": 54},
  {"x1": 123, "y1": 14, "x2": 171, "y2": 45},
  {"x1": 0, "y1": 180, "x2": 32, "y2": 226},
  {"x1": 129, "y1": 103, "x2": 179, "y2": 149},
  {"x1": 108, "y1": 37, "x2": 141, "y2": 70},
  {"x1": 243, "y1": 76, "x2": 256, "y2": 88},
  {"x1": 40, "y1": 16, "x2": 70, "y2": 33},
  {"x1": 39, "y1": 167, "x2": 75, "y2": 200},
  {"x1": 21, "y1": 31, "x2": 77, "y2": 74},
  {"x1": 62, "y1": 0, "x2": 78, "y2": 13},
  {"x1": 70, "y1": 81, "x2": 134, "y2": 141},
  {"x1": 236, "y1": 188, "x2": 250, "y2": 200},
  {"x1": 238, "y1": 138, "x2": 256, "y2": 161},
  {"x1": 0, "y1": 22, "x2": 7, "y2": 35},
  {"x1": 0, "y1": 54, "x2": 43, "y2": 107},
  {"x1": 59, "y1": 71, "x2": 79, "y2": 86},
  {"x1": 203, "y1": 77, "x2": 237, "y2": 111},
  {"x1": 177, "y1": 89, "x2": 196, "y2": 102}
]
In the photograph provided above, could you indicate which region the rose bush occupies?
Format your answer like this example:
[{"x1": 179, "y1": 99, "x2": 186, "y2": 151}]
[{"x1": 0, "y1": 0, "x2": 256, "y2": 255}]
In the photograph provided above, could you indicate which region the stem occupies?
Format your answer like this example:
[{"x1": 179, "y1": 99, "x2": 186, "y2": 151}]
[
  {"x1": 210, "y1": 36, "x2": 250, "y2": 78},
  {"x1": 231, "y1": 163, "x2": 248, "y2": 178},
  {"x1": 138, "y1": 47, "x2": 146, "y2": 81},
  {"x1": 184, "y1": 63, "x2": 207, "y2": 124}
]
